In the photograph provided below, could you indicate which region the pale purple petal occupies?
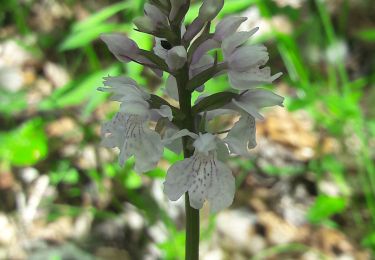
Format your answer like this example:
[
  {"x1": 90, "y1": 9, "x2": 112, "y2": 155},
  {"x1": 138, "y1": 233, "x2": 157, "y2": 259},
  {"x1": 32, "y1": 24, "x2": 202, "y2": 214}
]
[
  {"x1": 229, "y1": 45, "x2": 268, "y2": 72},
  {"x1": 232, "y1": 89, "x2": 284, "y2": 119},
  {"x1": 191, "y1": 40, "x2": 219, "y2": 66},
  {"x1": 183, "y1": 18, "x2": 205, "y2": 43},
  {"x1": 224, "y1": 115, "x2": 256, "y2": 156},
  {"x1": 207, "y1": 160, "x2": 235, "y2": 213},
  {"x1": 222, "y1": 28, "x2": 258, "y2": 58},
  {"x1": 214, "y1": 16, "x2": 248, "y2": 41},
  {"x1": 228, "y1": 68, "x2": 282, "y2": 90},
  {"x1": 101, "y1": 33, "x2": 140, "y2": 63},
  {"x1": 164, "y1": 157, "x2": 196, "y2": 200},
  {"x1": 144, "y1": 3, "x2": 168, "y2": 28}
]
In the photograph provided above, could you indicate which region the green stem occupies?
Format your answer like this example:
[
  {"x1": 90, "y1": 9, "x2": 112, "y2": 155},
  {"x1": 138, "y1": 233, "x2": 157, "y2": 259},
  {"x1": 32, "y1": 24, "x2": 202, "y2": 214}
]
[
  {"x1": 176, "y1": 64, "x2": 200, "y2": 260},
  {"x1": 185, "y1": 194, "x2": 200, "y2": 260}
]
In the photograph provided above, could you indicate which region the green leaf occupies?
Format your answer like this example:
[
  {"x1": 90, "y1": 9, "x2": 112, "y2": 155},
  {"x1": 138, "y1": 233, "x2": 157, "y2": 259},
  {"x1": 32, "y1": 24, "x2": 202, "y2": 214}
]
[
  {"x1": 192, "y1": 91, "x2": 238, "y2": 114},
  {"x1": 362, "y1": 232, "x2": 375, "y2": 249},
  {"x1": 50, "y1": 162, "x2": 80, "y2": 185},
  {"x1": 307, "y1": 195, "x2": 346, "y2": 224},
  {"x1": 0, "y1": 118, "x2": 48, "y2": 166},
  {"x1": 357, "y1": 28, "x2": 375, "y2": 42},
  {"x1": 261, "y1": 164, "x2": 304, "y2": 176},
  {"x1": 72, "y1": 2, "x2": 131, "y2": 32},
  {"x1": 123, "y1": 170, "x2": 142, "y2": 190},
  {"x1": 59, "y1": 23, "x2": 131, "y2": 51}
]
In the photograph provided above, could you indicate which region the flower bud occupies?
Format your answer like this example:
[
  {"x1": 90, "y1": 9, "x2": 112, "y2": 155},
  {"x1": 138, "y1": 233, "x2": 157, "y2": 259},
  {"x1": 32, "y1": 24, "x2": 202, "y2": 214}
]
[
  {"x1": 100, "y1": 33, "x2": 140, "y2": 63},
  {"x1": 199, "y1": 0, "x2": 224, "y2": 22},
  {"x1": 165, "y1": 46, "x2": 187, "y2": 70},
  {"x1": 169, "y1": 0, "x2": 189, "y2": 21},
  {"x1": 134, "y1": 16, "x2": 155, "y2": 34},
  {"x1": 144, "y1": 3, "x2": 169, "y2": 28}
]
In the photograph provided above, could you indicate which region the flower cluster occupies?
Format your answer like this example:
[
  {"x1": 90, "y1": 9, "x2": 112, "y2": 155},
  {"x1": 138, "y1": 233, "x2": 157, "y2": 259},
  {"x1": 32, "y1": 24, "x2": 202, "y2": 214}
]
[{"x1": 98, "y1": 0, "x2": 283, "y2": 212}]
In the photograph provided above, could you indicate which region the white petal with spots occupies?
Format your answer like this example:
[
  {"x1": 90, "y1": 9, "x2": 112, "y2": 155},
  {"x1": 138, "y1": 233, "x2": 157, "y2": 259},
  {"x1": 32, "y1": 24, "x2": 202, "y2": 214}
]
[{"x1": 101, "y1": 113, "x2": 163, "y2": 173}]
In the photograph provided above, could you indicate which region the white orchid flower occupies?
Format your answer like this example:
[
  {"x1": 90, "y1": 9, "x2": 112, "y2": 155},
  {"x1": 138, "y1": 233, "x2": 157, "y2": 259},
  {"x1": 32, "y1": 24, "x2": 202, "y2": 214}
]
[
  {"x1": 192, "y1": 16, "x2": 248, "y2": 64},
  {"x1": 222, "y1": 30, "x2": 283, "y2": 90},
  {"x1": 164, "y1": 133, "x2": 235, "y2": 212},
  {"x1": 101, "y1": 113, "x2": 163, "y2": 172},
  {"x1": 98, "y1": 76, "x2": 172, "y2": 172},
  {"x1": 223, "y1": 89, "x2": 284, "y2": 156}
]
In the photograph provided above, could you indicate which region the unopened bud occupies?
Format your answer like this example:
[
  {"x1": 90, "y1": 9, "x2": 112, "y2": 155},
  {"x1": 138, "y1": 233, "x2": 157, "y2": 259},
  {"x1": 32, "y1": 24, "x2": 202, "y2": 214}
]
[
  {"x1": 166, "y1": 46, "x2": 187, "y2": 70},
  {"x1": 199, "y1": 0, "x2": 224, "y2": 22},
  {"x1": 134, "y1": 16, "x2": 155, "y2": 34}
]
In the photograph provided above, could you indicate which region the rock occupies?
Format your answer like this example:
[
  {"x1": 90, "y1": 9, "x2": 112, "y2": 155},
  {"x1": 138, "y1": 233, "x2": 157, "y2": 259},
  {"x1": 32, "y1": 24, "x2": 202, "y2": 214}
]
[
  {"x1": 76, "y1": 145, "x2": 113, "y2": 170},
  {"x1": 319, "y1": 180, "x2": 342, "y2": 197},
  {"x1": 31, "y1": 0, "x2": 72, "y2": 33},
  {"x1": 279, "y1": 195, "x2": 309, "y2": 226},
  {"x1": 30, "y1": 217, "x2": 74, "y2": 242},
  {"x1": 261, "y1": 108, "x2": 318, "y2": 161},
  {"x1": 311, "y1": 228, "x2": 354, "y2": 257},
  {"x1": 46, "y1": 117, "x2": 81, "y2": 140},
  {"x1": 0, "y1": 214, "x2": 17, "y2": 246},
  {"x1": 34, "y1": 78, "x2": 53, "y2": 96},
  {"x1": 43, "y1": 62, "x2": 70, "y2": 88},
  {"x1": 73, "y1": 210, "x2": 94, "y2": 239},
  {"x1": 201, "y1": 248, "x2": 225, "y2": 260},
  {"x1": 0, "y1": 40, "x2": 34, "y2": 67},
  {"x1": 216, "y1": 209, "x2": 266, "y2": 255},
  {"x1": 19, "y1": 167, "x2": 39, "y2": 184},
  {"x1": 0, "y1": 67, "x2": 24, "y2": 92},
  {"x1": 257, "y1": 211, "x2": 301, "y2": 245}
]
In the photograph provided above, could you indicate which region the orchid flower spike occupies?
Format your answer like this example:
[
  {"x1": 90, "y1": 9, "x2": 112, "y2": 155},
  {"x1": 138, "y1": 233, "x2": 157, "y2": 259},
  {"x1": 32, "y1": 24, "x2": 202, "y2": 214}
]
[{"x1": 98, "y1": 0, "x2": 284, "y2": 214}]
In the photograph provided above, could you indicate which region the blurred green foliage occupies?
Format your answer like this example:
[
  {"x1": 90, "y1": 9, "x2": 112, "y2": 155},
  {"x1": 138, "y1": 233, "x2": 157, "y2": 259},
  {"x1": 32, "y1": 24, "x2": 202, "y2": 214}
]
[{"x1": 0, "y1": 118, "x2": 48, "y2": 166}]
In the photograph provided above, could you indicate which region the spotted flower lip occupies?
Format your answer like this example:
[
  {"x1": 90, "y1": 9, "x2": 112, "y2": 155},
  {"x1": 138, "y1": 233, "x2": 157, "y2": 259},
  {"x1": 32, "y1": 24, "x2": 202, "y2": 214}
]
[
  {"x1": 101, "y1": 113, "x2": 163, "y2": 172},
  {"x1": 163, "y1": 133, "x2": 235, "y2": 212}
]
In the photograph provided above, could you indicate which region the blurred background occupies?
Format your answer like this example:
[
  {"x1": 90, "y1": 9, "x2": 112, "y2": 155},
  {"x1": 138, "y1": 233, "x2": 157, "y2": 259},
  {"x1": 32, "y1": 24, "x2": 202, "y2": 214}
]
[{"x1": 0, "y1": 0, "x2": 375, "y2": 259}]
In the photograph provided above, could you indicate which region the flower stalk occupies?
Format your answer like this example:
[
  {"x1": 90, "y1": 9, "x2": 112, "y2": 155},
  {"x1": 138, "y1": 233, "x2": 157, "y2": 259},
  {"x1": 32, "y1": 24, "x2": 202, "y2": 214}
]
[{"x1": 176, "y1": 64, "x2": 200, "y2": 259}]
